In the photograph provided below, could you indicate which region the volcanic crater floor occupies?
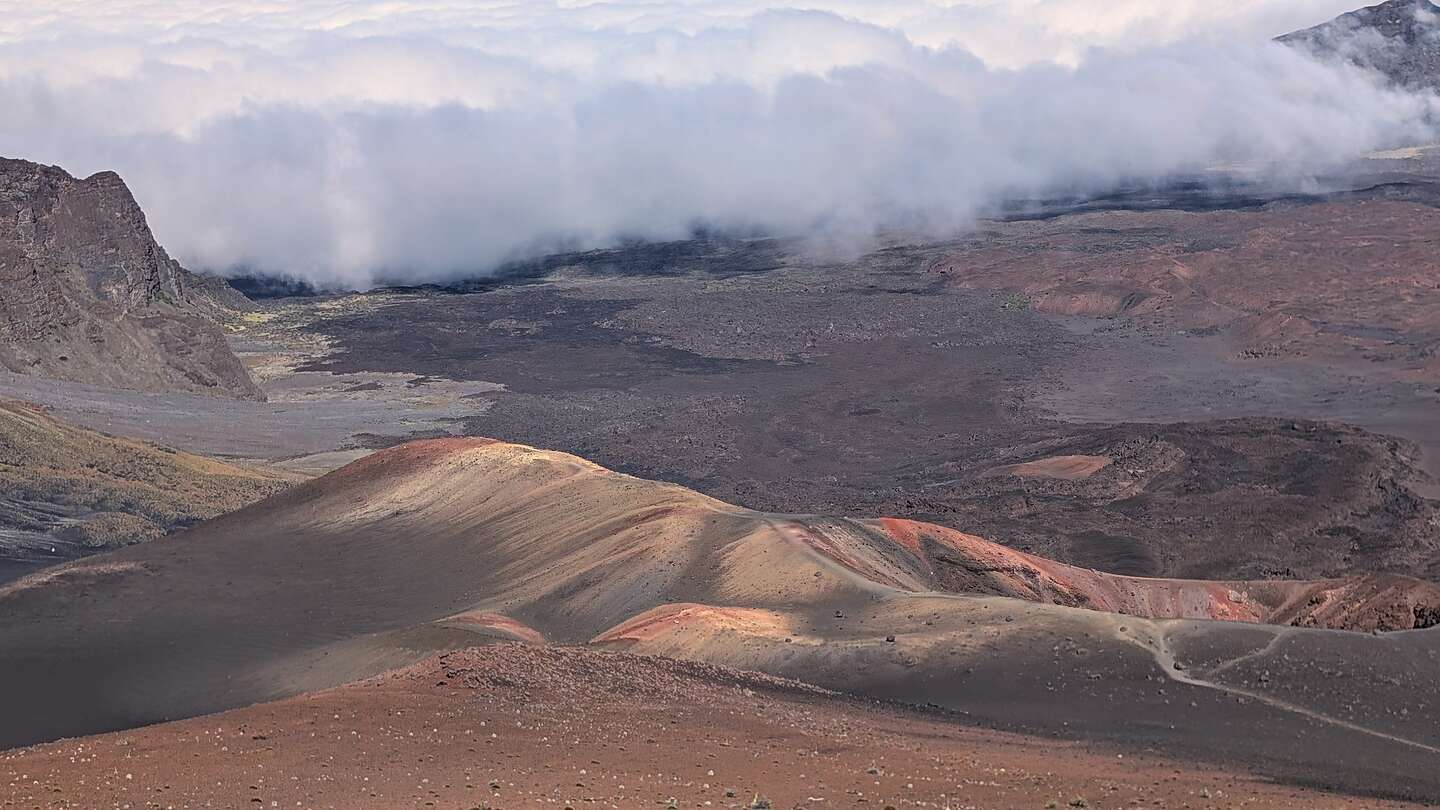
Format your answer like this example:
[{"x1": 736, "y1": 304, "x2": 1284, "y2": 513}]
[
  {"x1": 1, "y1": 644, "x2": 1428, "y2": 810},
  {"x1": 4, "y1": 188, "x2": 1440, "y2": 806}
]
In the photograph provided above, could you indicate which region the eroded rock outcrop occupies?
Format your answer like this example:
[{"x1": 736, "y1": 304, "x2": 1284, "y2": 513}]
[
  {"x1": 0, "y1": 157, "x2": 260, "y2": 398},
  {"x1": 1279, "y1": 0, "x2": 1440, "y2": 90}
]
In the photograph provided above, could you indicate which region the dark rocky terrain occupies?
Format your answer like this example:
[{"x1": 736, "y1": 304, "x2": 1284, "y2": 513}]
[
  {"x1": 6, "y1": 178, "x2": 1436, "y2": 590},
  {"x1": 1280, "y1": 0, "x2": 1440, "y2": 89},
  {"x1": 0, "y1": 157, "x2": 261, "y2": 398},
  {"x1": 277, "y1": 192, "x2": 1440, "y2": 584},
  {"x1": 900, "y1": 419, "x2": 1440, "y2": 581}
]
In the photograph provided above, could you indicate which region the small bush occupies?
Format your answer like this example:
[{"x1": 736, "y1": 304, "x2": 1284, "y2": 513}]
[{"x1": 1002, "y1": 293, "x2": 1031, "y2": 312}]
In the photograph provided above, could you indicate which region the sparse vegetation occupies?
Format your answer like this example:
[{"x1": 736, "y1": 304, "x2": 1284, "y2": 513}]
[
  {"x1": 0, "y1": 400, "x2": 299, "y2": 556},
  {"x1": 1001, "y1": 292, "x2": 1032, "y2": 312}
]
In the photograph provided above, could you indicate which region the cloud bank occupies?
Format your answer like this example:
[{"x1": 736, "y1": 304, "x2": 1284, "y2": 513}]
[{"x1": 1, "y1": 1, "x2": 1436, "y2": 287}]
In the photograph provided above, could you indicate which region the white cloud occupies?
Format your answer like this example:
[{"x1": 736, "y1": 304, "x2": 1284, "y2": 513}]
[
  {"x1": 0, "y1": 2, "x2": 1374, "y2": 67},
  {"x1": 0, "y1": 1, "x2": 1433, "y2": 287}
]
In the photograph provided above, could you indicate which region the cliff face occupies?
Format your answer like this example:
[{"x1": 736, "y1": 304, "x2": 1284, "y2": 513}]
[
  {"x1": 0, "y1": 158, "x2": 261, "y2": 399},
  {"x1": 1279, "y1": 0, "x2": 1440, "y2": 90}
]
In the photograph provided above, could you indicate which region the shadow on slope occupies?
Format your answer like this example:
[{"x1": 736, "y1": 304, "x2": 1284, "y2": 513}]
[{"x1": 2, "y1": 438, "x2": 1438, "y2": 800}]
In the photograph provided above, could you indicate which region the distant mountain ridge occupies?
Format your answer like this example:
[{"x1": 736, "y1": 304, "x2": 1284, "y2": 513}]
[
  {"x1": 1279, "y1": 0, "x2": 1440, "y2": 90},
  {"x1": 0, "y1": 157, "x2": 261, "y2": 398}
]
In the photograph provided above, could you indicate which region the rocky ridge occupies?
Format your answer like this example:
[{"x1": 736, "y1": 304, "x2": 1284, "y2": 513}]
[
  {"x1": 0, "y1": 157, "x2": 260, "y2": 398},
  {"x1": 1279, "y1": 0, "x2": 1440, "y2": 90}
]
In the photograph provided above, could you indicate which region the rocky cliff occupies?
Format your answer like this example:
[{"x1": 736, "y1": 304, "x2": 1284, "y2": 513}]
[
  {"x1": 1279, "y1": 0, "x2": 1440, "y2": 90},
  {"x1": 0, "y1": 157, "x2": 261, "y2": 398}
]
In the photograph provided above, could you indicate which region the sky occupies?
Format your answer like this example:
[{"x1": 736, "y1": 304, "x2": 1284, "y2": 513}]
[{"x1": 0, "y1": 0, "x2": 1434, "y2": 287}]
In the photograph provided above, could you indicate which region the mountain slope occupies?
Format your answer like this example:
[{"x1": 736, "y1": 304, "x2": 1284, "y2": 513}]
[
  {"x1": 3, "y1": 438, "x2": 1439, "y2": 798},
  {"x1": 0, "y1": 399, "x2": 301, "y2": 579},
  {"x1": 0, "y1": 157, "x2": 261, "y2": 398},
  {"x1": 1279, "y1": 0, "x2": 1440, "y2": 89}
]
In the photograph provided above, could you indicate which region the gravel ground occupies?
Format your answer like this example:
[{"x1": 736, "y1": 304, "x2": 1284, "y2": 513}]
[{"x1": 2, "y1": 644, "x2": 1422, "y2": 810}]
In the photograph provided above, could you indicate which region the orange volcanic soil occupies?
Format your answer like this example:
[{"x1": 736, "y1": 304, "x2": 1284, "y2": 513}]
[
  {"x1": 1, "y1": 644, "x2": 1423, "y2": 810},
  {"x1": 984, "y1": 453, "x2": 1114, "y2": 480},
  {"x1": 868, "y1": 516, "x2": 1440, "y2": 629},
  {"x1": 4, "y1": 437, "x2": 1440, "y2": 800}
]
